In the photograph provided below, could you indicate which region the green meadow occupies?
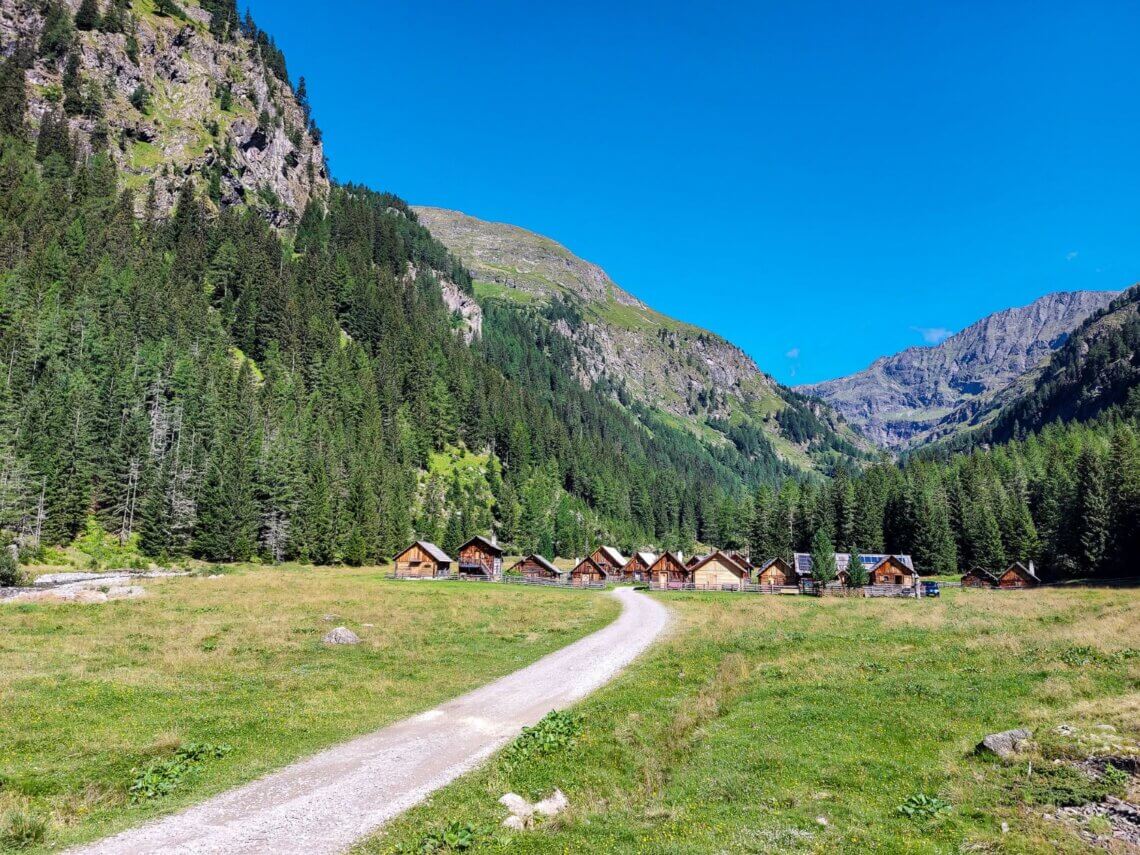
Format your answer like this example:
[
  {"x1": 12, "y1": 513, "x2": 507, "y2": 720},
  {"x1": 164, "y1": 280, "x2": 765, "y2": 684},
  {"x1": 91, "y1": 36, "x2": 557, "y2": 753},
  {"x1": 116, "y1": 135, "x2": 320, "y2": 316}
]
[
  {"x1": 366, "y1": 586, "x2": 1139, "y2": 854},
  {"x1": 0, "y1": 568, "x2": 618, "y2": 852}
]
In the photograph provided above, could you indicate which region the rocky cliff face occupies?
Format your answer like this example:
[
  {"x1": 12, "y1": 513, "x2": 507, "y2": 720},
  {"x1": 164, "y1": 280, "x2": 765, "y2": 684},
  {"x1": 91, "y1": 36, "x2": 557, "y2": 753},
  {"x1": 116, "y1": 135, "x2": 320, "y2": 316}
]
[
  {"x1": 0, "y1": 0, "x2": 328, "y2": 224},
  {"x1": 801, "y1": 290, "x2": 1121, "y2": 449},
  {"x1": 414, "y1": 206, "x2": 868, "y2": 473}
]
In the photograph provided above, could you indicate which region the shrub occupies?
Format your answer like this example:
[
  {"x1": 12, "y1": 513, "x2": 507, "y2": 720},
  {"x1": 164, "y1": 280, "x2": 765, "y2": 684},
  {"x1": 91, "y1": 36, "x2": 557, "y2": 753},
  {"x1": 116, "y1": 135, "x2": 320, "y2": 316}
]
[
  {"x1": 501, "y1": 709, "x2": 581, "y2": 771},
  {"x1": 153, "y1": 0, "x2": 186, "y2": 18},
  {"x1": 896, "y1": 793, "x2": 952, "y2": 821},
  {"x1": 0, "y1": 549, "x2": 22, "y2": 587},
  {"x1": 129, "y1": 742, "x2": 232, "y2": 802},
  {"x1": 129, "y1": 84, "x2": 149, "y2": 113},
  {"x1": 0, "y1": 810, "x2": 47, "y2": 849},
  {"x1": 401, "y1": 821, "x2": 491, "y2": 853}
]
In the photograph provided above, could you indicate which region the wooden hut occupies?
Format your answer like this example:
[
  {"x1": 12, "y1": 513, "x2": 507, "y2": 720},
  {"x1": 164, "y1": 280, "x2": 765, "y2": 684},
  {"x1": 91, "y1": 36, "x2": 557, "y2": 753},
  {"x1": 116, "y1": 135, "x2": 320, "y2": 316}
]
[
  {"x1": 867, "y1": 555, "x2": 919, "y2": 588},
  {"x1": 590, "y1": 546, "x2": 627, "y2": 578},
  {"x1": 756, "y1": 557, "x2": 793, "y2": 587},
  {"x1": 570, "y1": 555, "x2": 607, "y2": 586},
  {"x1": 996, "y1": 561, "x2": 1040, "y2": 588},
  {"x1": 393, "y1": 541, "x2": 453, "y2": 578},
  {"x1": 509, "y1": 554, "x2": 561, "y2": 581},
  {"x1": 961, "y1": 567, "x2": 998, "y2": 588},
  {"x1": 621, "y1": 551, "x2": 658, "y2": 582},
  {"x1": 691, "y1": 551, "x2": 750, "y2": 590},
  {"x1": 457, "y1": 535, "x2": 504, "y2": 579},
  {"x1": 685, "y1": 553, "x2": 705, "y2": 570},
  {"x1": 649, "y1": 552, "x2": 691, "y2": 588}
]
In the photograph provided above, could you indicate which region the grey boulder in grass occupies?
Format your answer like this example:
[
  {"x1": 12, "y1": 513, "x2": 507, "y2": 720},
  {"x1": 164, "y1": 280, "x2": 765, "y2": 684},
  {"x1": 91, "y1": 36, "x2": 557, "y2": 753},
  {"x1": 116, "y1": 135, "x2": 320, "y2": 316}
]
[
  {"x1": 978, "y1": 728, "x2": 1033, "y2": 759},
  {"x1": 322, "y1": 627, "x2": 360, "y2": 645}
]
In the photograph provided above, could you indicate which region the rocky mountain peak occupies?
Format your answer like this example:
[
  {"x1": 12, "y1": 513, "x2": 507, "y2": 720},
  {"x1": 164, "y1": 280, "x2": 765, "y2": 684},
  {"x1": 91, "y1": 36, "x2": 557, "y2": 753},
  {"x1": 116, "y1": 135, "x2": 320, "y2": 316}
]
[{"x1": 802, "y1": 289, "x2": 1121, "y2": 449}]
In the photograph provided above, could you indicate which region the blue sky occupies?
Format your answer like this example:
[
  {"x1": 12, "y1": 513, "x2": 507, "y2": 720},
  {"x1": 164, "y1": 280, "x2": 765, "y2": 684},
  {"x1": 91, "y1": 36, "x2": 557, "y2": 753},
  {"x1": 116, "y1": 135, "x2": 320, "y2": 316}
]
[{"x1": 247, "y1": 0, "x2": 1140, "y2": 385}]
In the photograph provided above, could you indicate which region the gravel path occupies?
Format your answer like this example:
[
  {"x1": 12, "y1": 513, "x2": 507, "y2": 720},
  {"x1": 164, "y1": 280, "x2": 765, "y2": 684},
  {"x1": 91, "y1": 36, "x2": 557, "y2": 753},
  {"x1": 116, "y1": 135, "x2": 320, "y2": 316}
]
[{"x1": 70, "y1": 587, "x2": 669, "y2": 855}]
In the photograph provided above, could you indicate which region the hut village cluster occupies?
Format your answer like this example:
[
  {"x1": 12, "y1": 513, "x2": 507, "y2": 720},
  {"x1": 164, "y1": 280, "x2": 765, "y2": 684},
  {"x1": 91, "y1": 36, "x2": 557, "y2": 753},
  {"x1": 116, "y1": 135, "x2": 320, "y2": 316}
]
[{"x1": 392, "y1": 537, "x2": 1043, "y2": 596}]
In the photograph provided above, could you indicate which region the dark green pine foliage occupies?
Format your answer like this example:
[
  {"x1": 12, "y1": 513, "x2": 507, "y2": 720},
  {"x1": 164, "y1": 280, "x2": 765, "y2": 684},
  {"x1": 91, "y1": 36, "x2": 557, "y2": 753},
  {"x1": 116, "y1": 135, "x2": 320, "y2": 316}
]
[
  {"x1": 38, "y1": 1, "x2": 76, "y2": 58},
  {"x1": 0, "y1": 43, "x2": 31, "y2": 138},
  {"x1": 809, "y1": 528, "x2": 837, "y2": 585},
  {"x1": 74, "y1": 0, "x2": 101, "y2": 31}
]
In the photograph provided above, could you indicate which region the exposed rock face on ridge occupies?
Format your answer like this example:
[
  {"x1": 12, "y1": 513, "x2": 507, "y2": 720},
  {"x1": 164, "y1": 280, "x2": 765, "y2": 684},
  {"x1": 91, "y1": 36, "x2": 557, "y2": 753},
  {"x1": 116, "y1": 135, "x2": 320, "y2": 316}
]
[
  {"x1": 0, "y1": 0, "x2": 328, "y2": 223},
  {"x1": 800, "y1": 290, "x2": 1121, "y2": 449},
  {"x1": 414, "y1": 206, "x2": 867, "y2": 473}
]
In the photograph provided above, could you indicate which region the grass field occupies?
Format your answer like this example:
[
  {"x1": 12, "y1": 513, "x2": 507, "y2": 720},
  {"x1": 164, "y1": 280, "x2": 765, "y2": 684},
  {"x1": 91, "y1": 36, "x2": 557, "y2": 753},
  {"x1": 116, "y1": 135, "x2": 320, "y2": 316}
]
[
  {"x1": 366, "y1": 586, "x2": 1140, "y2": 854},
  {"x1": 0, "y1": 567, "x2": 619, "y2": 852}
]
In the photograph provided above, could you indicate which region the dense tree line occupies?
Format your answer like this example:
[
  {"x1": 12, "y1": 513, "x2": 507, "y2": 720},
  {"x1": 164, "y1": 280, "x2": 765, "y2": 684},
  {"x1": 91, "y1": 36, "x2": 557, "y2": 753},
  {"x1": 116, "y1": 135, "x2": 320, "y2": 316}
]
[{"x1": 735, "y1": 396, "x2": 1140, "y2": 580}]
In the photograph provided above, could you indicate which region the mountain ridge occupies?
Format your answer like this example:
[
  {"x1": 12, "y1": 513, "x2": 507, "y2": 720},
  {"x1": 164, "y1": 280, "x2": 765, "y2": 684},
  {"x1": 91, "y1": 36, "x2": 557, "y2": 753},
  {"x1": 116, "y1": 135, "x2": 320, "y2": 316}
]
[
  {"x1": 800, "y1": 289, "x2": 1121, "y2": 449},
  {"x1": 414, "y1": 205, "x2": 871, "y2": 475}
]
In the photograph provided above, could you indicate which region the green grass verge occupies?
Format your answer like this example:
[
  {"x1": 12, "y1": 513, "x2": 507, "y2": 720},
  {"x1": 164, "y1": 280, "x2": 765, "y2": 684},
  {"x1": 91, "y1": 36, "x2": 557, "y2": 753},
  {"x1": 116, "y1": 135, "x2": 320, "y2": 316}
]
[
  {"x1": 364, "y1": 586, "x2": 1139, "y2": 853},
  {"x1": 0, "y1": 567, "x2": 619, "y2": 852}
]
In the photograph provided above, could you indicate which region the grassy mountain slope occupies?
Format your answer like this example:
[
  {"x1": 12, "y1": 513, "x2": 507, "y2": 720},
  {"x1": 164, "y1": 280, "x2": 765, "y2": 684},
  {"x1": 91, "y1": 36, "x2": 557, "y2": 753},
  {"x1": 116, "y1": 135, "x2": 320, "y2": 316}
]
[{"x1": 414, "y1": 206, "x2": 872, "y2": 475}]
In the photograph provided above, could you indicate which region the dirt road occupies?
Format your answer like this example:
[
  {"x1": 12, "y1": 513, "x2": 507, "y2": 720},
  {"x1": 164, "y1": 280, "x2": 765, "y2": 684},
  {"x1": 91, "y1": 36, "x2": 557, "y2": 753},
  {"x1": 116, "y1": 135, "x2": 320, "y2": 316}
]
[{"x1": 70, "y1": 586, "x2": 669, "y2": 854}]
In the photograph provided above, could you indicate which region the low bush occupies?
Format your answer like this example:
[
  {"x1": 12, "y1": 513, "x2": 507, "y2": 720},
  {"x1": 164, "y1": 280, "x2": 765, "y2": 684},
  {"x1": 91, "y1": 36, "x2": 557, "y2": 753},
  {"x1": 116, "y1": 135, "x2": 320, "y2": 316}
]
[
  {"x1": 399, "y1": 821, "x2": 492, "y2": 853},
  {"x1": 896, "y1": 793, "x2": 952, "y2": 821},
  {"x1": 0, "y1": 550, "x2": 22, "y2": 587},
  {"x1": 129, "y1": 742, "x2": 232, "y2": 802},
  {"x1": 501, "y1": 710, "x2": 581, "y2": 771}
]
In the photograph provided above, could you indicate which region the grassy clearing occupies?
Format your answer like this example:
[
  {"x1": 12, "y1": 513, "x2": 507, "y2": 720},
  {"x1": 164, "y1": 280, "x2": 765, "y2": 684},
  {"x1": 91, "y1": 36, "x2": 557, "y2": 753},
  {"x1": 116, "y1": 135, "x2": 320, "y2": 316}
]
[
  {"x1": 366, "y1": 586, "x2": 1140, "y2": 854},
  {"x1": 0, "y1": 567, "x2": 619, "y2": 852}
]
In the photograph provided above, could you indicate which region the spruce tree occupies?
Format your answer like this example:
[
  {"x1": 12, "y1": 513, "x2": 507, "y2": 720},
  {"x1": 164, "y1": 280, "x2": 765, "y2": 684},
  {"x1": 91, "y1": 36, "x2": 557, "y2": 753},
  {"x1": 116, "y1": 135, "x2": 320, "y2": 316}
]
[
  {"x1": 1075, "y1": 445, "x2": 1109, "y2": 574},
  {"x1": 75, "y1": 0, "x2": 101, "y2": 31},
  {"x1": 809, "y1": 529, "x2": 837, "y2": 586}
]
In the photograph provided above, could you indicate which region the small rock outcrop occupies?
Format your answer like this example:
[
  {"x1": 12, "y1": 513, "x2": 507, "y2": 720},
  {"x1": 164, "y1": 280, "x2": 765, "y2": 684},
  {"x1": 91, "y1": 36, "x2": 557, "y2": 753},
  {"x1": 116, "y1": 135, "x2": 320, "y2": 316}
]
[
  {"x1": 977, "y1": 727, "x2": 1033, "y2": 759},
  {"x1": 322, "y1": 626, "x2": 360, "y2": 645},
  {"x1": 499, "y1": 789, "x2": 569, "y2": 830}
]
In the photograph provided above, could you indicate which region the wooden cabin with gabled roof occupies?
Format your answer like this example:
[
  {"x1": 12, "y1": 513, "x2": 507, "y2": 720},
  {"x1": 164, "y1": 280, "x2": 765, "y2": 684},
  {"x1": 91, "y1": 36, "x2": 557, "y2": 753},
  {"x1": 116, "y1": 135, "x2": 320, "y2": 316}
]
[
  {"x1": 509, "y1": 554, "x2": 561, "y2": 581},
  {"x1": 867, "y1": 554, "x2": 919, "y2": 588},
  {"x1": 691, "y1": 550, "x2": 751, "y2": 590},
  {"x1": 457, "y1": 535, "x2": 504, "y2": 579},
  {"x1": 393, "y1": 541, "x2": 453, "y2": 578},
  {"x1": 621, "y1": 551, "x2": 658, "y2": 582},
  {"x1": 570, "y1": 555, "x2": 607, "y2": 586},
  {"x1": 590, "y1": 546, "x2": 627, "y2": 577},
  {"x1": 996, "y1": 561, "x2": 1040, "y2": 588},
  {"x1": 649, "y1": 552, "x2": 691, "y2": 588},
  {"x1": 961, "y1": 567, "x2": 998, "y2": 588},
  {"x1": 756, "y1": 556, "x2": 794, "y2": 587}
]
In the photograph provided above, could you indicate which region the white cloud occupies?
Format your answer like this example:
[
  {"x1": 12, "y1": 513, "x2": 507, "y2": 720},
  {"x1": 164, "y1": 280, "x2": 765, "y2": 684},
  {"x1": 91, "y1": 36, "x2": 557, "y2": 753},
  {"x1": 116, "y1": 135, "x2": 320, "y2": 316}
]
[
  {"x1": 1066, "y1": 251, "x2": 1079, "y2": 262},
  {"x1": 912, "y1": 326, "x2": 952, "y2": 345},
  {"x1": 785, "y1": 347, "x2": 800, "y2": 359}
]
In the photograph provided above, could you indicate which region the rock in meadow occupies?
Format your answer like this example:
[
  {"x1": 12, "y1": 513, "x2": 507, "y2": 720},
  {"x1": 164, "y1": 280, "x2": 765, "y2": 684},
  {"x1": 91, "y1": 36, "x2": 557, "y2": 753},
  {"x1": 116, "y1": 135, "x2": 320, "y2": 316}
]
[
  {"x1": 322, "y1": 627, "x2": 360, "y2": 645},
  {"x1": 978, "y1": 728, "x2": 1032, "y2": 759}
]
